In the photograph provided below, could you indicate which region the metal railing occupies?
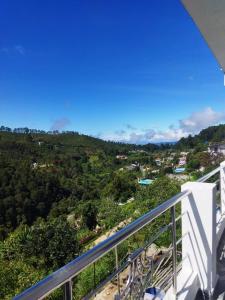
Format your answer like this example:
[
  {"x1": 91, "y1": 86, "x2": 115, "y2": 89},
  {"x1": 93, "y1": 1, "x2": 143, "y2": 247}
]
[
  {"x1": 14, "y1": 166, "x2": 221, "y2": 300},
  {"x1": 196, "y1": 166, "x2": 220, "y2": 183}
]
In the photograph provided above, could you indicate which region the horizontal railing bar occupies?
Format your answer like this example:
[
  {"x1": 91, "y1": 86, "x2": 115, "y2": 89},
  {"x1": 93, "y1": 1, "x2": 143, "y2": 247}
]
[
  {"x1": 83, "y1": 259, "x2": 129, "y2": 300},
  {"x1": 197, "y1": 166, "x2": 220, "y2": 183},
  {"x1": 14, "y1": 190, "x2": 190, "y2": 300},
  {"x1": 129, "y1": 220, "x2": 176, "y2": 262},
  {"x1": 176, "y1": 237, "x2": 183, "y2": 246},
  {"x1": 214, "y1": 179, "x2": 220, "y2": 185},
  {"x1": 154, "y1": 264, "x2": 182, "y2": 291}
]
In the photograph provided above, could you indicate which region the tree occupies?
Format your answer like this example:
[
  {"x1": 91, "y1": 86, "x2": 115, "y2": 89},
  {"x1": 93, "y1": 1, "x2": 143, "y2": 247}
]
[
  {"x1": 1, "y1": 218, "x2": 80, "y2": 270},
  {"x1": 102, "y1": 172, "x2": 136, "y2": 203},
  {"x1": 0, "y1": 258, "x2": 46, "y2": 300},
  {"x1": 198, "y1": 152, "x2": 211, "y2": 167},
  {"x1": 77, "y1": 201, "x2": 98, "y2": 230},
  {"x1": 135, "y1": 177, "x2": 180, "y2": 246},
  {"x1": 98, "y1": 198, "x2": 124, "y2": 229}
]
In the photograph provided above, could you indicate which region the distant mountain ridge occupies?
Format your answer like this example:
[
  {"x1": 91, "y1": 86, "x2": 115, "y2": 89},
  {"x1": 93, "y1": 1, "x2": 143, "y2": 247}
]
[
  {"x1": 0, "y1": 125, "x2": 161, "y2": 154},
  {"x1": 1, "y1": 124, "x2": 225, "y2": 151}
]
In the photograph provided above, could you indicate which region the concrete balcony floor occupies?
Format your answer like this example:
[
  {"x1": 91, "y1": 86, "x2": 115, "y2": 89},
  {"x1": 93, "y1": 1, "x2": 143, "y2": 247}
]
[{"x1": 213, "y1": 228, "x2": 225, "y2": 299}]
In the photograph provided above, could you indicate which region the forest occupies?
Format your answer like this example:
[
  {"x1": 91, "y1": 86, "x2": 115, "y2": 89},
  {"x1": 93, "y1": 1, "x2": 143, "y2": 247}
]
[{"x1": 0, "y1": 124, "x2": 224, "y2": 299}]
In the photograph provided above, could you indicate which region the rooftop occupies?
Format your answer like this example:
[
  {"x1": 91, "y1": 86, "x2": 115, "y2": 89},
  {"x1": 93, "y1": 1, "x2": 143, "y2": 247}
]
[{"x1": 138, "y1": 178, "x2": 154, "y2": 185}]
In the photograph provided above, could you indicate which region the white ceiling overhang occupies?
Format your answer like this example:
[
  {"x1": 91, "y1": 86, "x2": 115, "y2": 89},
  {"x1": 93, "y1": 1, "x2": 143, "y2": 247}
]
[{"x1": 182, "y1": 0, "x2": 225, "y2": 73}]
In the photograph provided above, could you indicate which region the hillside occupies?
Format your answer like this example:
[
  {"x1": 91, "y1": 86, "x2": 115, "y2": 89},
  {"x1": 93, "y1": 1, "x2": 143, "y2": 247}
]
[
  {"x1": 176, "y1": 124, "x2": 225, "y2": 149},
  {"x1": 0, "y1": 129, "x2": 160, "y2": 159},
  {"x1": 0, "y1": 127, "x2": 165, "y2": 240}
]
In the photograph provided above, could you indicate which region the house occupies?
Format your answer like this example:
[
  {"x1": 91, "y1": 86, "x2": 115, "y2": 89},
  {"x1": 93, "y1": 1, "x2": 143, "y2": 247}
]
[
  {"x1": 125, "y1": 163, "x2": 139, "y2": 171},
  {"x1": 151, "y1": 169, "x2": 160, "y2": 174},
  {"x1": 32, "y1": 162, "x2": 38, "y2": 169},
  {"x1": 208, "y1": 143, "x2": 225, "y2": 156},
  {"x1": 180, "y1": 151, "x2": 189, "y2": 156},
  {"x1": 179, "y1": 157, "x2": 186, "y2": 166},
  {"x1": 155, "y1": 158, "x2": 161, "y2": 166},
  {"x1": 170, "y1": 152, "x2": 176, "y2": 157},
  {"x1": 129, "y1": 150, "x2": 147, "y2": 154},
  {"x1": 199, "y1": 166, "x2": 205, "y2": 172},
  {"x1": 167, "y1": 173, "x2": 189, "y2": 181},
  {"x1": 116, "y1": 155, "x2": 128, "y2": 160},
  {"x1": 167, "y1": 156, "x2": 174, "y2": 161}
]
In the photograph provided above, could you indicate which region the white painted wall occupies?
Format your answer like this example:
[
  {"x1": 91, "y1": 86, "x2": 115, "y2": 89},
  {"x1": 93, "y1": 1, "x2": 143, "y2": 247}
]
[
  {"x1": 165, "y1": 181, "x2": 218, "y2": 300},
  {"x1": 181, "y1": 182, "x2": 217, "y2": 296},
  {"x1": 220, "y1": 161, "x2": 225, "y2": 215}
]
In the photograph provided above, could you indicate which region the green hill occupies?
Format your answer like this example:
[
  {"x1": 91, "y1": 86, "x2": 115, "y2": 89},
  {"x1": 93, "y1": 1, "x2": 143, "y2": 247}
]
[
  {"x1": 0, "y1": 129, "x2": 159, "y2": 160},
  {"x1": 176, "y1": 124, "x2": 225, "y2": 149}
]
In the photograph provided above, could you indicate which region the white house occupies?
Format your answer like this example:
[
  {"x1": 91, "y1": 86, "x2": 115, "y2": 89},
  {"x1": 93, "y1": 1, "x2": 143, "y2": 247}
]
[
  {"x1": 208, "y1": 143, "x2": 225, "y2": 156},
  {"x1": 116, "y1": 155, "x2": 128, "y2": 160},
  {"x1": 155, "y1": 159, "x2": 161, "y2": 166}
]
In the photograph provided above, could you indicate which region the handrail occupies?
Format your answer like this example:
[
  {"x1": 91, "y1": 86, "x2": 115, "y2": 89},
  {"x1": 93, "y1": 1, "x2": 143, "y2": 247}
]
[
  {"x1": 14, "y1": 166, "x2": 220, "y2": 300},
  {"x1": 197, "y1": 166, "x2": 220, "y2": 183},
  {"x1": 14, "y1": 191, "x2": 190, "y2": 300}
]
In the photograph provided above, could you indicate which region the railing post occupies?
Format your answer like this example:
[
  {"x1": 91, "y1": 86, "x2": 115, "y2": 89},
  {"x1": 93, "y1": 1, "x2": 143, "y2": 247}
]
[
  {"x1": 171, "y1": 206, "x2": 177, "y2": 295},
  {"x1": 220, "y1": 161, "x2": 225, "y2": 215},
  {"x1": 115, "y1": 246, "x2": 121, "y2": 296},
  {"x1": 63, "y1": 280, "x2": 73, "y2": 300},
  {"x1": 181, "y1": 182, "x2": 217, "y2": 296},
  {"x1": 93, "y1": 262, "x2": 96, "y2": 289}
]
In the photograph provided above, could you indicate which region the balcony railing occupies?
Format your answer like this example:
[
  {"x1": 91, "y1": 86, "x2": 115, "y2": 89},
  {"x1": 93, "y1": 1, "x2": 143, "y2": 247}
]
[{"x1": 14, "y1": 162, "x2": 225, "y2": 300}]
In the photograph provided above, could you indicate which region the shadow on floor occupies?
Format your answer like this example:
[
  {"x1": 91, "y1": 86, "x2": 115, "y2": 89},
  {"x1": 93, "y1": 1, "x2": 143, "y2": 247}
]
[
  {"x1": 213, "y1": 229, "x2": 225, "y2": 299},
  {"x1": 193, "y1": 228, "x2": 225, "y2": 299}
]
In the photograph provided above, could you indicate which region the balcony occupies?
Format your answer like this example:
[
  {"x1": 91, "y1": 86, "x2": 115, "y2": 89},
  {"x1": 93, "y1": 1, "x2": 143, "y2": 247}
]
[{"x1": 12, "y1": 161, "x2": 225, "y2": 300}]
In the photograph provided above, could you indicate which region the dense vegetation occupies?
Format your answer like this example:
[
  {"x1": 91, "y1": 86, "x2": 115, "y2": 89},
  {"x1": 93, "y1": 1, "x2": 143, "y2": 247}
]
[{"x1": 0, "y1": 124, "x2": 224, "y2": 299}]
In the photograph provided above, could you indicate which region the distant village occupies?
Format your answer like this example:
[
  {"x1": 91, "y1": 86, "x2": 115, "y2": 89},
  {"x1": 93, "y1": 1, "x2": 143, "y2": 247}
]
[
  {"x1": 29, "y1": 138, "x2": 225, "y2": 187},
  {"x1": 116, "y1": 142, "x2": 225, "y2": 185}
]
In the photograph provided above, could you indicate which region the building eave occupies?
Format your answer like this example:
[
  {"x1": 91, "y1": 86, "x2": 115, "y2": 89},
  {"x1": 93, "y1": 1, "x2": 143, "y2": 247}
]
[{"x1": 182, "y1": 0, "x2": 225, "y2": 74}]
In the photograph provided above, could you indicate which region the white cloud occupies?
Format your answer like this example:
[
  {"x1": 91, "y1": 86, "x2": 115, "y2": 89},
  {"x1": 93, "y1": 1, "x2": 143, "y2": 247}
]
[
  {"x1": 99, "y1": 107, "x2": 225, "y2": 144},
  {"x1": 179, "y1": 107, "x2": 225, "y2": 134}
]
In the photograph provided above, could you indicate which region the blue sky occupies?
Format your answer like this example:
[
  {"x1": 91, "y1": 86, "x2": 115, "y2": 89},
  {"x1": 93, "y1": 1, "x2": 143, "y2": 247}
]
[{"x1": 1, "y1": 0, "x2": 225, "y2": 143}]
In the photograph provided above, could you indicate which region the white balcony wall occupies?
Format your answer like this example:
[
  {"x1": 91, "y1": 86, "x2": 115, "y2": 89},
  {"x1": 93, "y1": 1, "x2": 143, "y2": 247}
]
[
  {"x1": 166, "y1": 180, "x2": 220, "y2": 300},
  {"x1": 181, "y1": 182, "x2": 217, "y2": 297}
]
